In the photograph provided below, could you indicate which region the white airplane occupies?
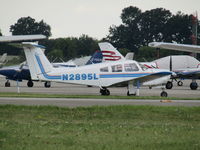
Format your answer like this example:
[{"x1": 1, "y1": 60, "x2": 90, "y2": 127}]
[
  {"x1": 98, "y1": 42, "x2": 171, "y2": 89},
  {"x1": 21, "y1": 42, "x2": 172, "y2": 97},
  {"x1": 148, "y1": 42, "x2": 200, "y2": 90},
  {"x1": 0, "y1": 53, "x2": 7, "y2": 68}
]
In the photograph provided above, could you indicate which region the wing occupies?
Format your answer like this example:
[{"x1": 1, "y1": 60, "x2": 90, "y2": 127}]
[
  {"x1": 173, "y1": 69, "x2": 200, "y2": 79},
  {"x1": 0, "y1": 35, "x2": 46, "y2": 42},
  {"x1": 112, "y1": 71, "x2": 172, "y2": 87},
  {"x1": 149, "y1": 42, "x2": 200, "y2": 53}
]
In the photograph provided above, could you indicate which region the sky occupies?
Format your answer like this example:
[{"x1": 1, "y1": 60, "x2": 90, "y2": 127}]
[{"x1": 0, "y1": 0, "x2": 200, "y2": 39}]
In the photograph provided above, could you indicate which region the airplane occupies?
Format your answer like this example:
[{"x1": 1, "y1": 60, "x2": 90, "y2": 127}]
[
  {"x1": 0, "y1": 60, "x2": 77, "y2": 88},
  {"x1": 148, "y1": 42, "x2": 200, "y2": 90},
  {"x1": 19, "y1": 42, "x2": 172, "y2": 97},
  {"x1": 98, "y1": 42, "x2": 172, "y2": 88},
  {"x1": 0, "y1": 34, "x2": 49, "y2": 87},
  {"x1": 0, "y1": 53, "x2": 7, "y2": 68}
]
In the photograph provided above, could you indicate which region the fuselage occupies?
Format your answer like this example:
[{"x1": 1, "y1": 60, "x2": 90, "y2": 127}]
[{"x1": 37, "y1": 59, "x2": 169, "y2": 87}]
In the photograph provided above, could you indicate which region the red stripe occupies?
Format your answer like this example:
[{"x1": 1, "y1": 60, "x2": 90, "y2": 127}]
[
  {"x1": 105, "y1": 58, "x2": 121, "y2": 61},
  {"x1": 102, "y1": 50, "x2": 115, "y2": 55}
]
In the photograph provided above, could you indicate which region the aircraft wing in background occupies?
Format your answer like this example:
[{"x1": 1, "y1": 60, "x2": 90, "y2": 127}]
[{"x1": 149, "y1": 42, "x2": 200, "y2": 53}]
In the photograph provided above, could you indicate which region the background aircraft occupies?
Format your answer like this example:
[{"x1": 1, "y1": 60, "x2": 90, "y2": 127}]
[
  {"x1": 0, "y1": 61, "x2": 76, "y2": 87},
  {"x1": 149, "y1": 42, "x2": 200, "y2": 90},
  {"x1": 0, "y1": 53, "x2": 7, "y2": 68},
  {"x1": 20, "y1": 42, "x2": 171, "y2": 97}
]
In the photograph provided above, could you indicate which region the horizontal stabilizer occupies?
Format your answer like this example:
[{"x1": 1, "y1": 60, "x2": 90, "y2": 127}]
[{"x1": 0, "y1": 35, "x2": 46, "y2": 42}]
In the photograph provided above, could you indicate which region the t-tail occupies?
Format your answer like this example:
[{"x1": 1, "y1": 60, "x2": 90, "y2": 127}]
[{"x1": 22, "y1": 42, "x2": 54, "y2": 81}]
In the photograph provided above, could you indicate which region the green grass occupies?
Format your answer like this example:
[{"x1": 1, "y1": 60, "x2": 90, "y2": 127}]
[
  {"x1": 0, "y1": 92, "x2": 200, "y2": 100},
  {"x1": 0, "y1": 105, "x2": 200, "y2": 150}
]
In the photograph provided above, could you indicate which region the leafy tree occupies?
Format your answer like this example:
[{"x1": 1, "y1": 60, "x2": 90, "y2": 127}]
[
  {"x1": 139, "y1": 8, "x2": 172, "y2": 45},
  {"x1": 107, "y1": 6, "x2": 195, "y2": 58},
  {"x1": 0, "y1": 29, "x2": 2, "y2": 36},
  {"x1": 164, "y1": 12, "x2": 192, "y2": 44},
  {"x1": 107, "y1": 6, "x2": 142, "y2": 52},
  {"x1": 10, "y1": 16, "x2": 51, "y2": 37}
]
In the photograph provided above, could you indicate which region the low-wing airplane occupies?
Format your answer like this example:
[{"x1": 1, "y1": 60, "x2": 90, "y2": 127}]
[
  {"x1": 98, "y1": 42, "x2": 171, "y2": 88},
  {"x1": 20, "y1": 42, "x2": 172, "y2": 97},
  {"x1": 148, "y1": 42, "x2": 200, "y2": 90},
  {"x1": 0, "y1": 53, "x2": 7, "y2": 68},
  {"x1": 0, "y1": 60, "x2": 77, "y2": 87},
  {"x1": 0, "y1": 34, "x2": 49, "y2": 87}
]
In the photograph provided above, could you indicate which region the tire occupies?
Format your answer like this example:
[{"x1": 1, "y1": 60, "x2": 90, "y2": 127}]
[
  {"x1": 100, "y1": 88, "x2": 110, "y2": 96},
  {"x1": 166, "y1": 81, "x2": 173, "y2": 89},
  {"x1": 44, "y1": 81, "x2": 51, "y2": 88},
  {"x1": 27, "y1": 81, "x2": 33, "y2": 87},
  {"x1": 160, "y1": 91, "x2": 168, "y2": 97},
  {"x1": 177, "y1": 81, "x2": 183, "y2": 86},
  {"x1": 5, "y1": 81, "x2": 10, "y2": 87},
  {"x1": 105, "y1": 89, "x2": 110, "y2": 96},
  {"x1": 127, "y1": 91, "x2": 136, "y2": 96},
  {"x1": 190, "y1": 82, "x2": 198, "y2": 90}
]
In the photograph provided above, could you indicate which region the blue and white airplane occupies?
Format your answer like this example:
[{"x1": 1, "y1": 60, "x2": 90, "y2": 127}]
[
  {"x1": 0, "y1": 62, "x2": 76, "y2": 88},
  {"x1": 20, "y1": 42, "x2": 172, "y2": 97}
]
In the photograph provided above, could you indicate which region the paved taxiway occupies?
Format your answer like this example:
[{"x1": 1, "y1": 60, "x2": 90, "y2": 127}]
[
  {"x1": 0, "y1": 77, "x2": 200, "y2": 107},
  {"x1": 0, "y1": 97, "x2": 200, "y2": 107},
  {"x1": 0, "y1": 77, "x2": 199, "y2": 98}
]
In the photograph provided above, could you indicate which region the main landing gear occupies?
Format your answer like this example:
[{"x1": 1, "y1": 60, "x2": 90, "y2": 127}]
[
  {"x1": 190, "y1": 81, "x2": 198, "y2": 90},
  {"x1": 5, "y1": 80, "x2": 10, "y2": 87},
  {"x1": 166, "y1": 80, "x2": 184, "y2": 89},
  {"x1": 100, "y1": 87, "x2": 110, "y2": 96},
  {"x1": 44, "y1": 81, "x2": 51, "y2": 88},
  {"x1": 27, "y1": 80, "x2": 34, "y2": 87}
]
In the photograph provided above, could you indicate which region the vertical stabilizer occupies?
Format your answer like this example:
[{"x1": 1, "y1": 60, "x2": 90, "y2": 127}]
[
  {"x1": 0, "y1": 53, "x2": 7, "y2": 63},
  {"x1": 98, "y1": 42, "x2": 125, "y2": 62},
  {"x1": 22, "y1": 42, "x2": 53, "y2": 80}
]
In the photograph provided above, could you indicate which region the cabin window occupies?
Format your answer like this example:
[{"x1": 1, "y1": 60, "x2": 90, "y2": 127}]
[
  {"x1": 100, "y1": 66, "x2": 109, "y2": 72},
  {"x1": 124, "y1": 63, "x2": 139, "y2": 72},
  {"x1": 111, "y1": 64, "x2": 122, "y2": 72}
]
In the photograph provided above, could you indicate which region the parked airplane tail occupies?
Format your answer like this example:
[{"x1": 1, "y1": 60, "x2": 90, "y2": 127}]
[
  {"x1": 86, "y1": 50, "x2": 103, "y2": 65},
  {"x1": 0, "y1": 53, "x2": 7, "y2": 63},
  {"x1": 22, "y1": 42, "x2": 54, "y2": 80},
  {"x1": 98, "y1": 42, "x2": 125, "y2": 61}
]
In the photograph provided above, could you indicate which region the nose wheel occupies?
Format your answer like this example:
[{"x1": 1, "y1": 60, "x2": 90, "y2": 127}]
[{"x1": 160, "y1": 91, "x2": 168, "y2": 97}]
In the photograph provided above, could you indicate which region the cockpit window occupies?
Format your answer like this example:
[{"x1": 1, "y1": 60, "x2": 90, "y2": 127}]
[
  {"x1": 111, "y1": 64, "x2": 122, "y2": 72},
  {"x1": 100, "y1": 66, "x2": 109, "y2": 72},
  {"x1": 124, "y1": 63, "x2": 139, "y2": 72}
]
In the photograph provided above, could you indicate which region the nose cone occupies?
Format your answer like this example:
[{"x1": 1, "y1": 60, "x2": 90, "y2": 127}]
[{"x1": 0, "y1": 68, "x2": 15, "y2": 77}]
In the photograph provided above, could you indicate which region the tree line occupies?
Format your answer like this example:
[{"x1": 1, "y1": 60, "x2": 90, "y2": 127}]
[{"x1": 0, "y1": 6, "x2": 199, "y2": 62}]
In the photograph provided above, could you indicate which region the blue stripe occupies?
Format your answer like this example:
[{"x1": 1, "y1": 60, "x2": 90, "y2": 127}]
[
  {"x1": 99, "y1": 73, "x2": 149, "y2": 78},
  {"x1": 35, "y1": 54, "x2": 61, "y2": 80},
  {"x1": 100, "y1": 72, "x2": 171, "y2": 78}
]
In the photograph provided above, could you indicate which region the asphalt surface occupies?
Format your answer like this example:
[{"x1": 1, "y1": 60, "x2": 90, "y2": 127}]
[
  {"x1": 0, "y1": 77, "x2": 200, "y2": 98},
  {"x1": 0, "y1": 97, "x2": 200, "y2": 107},
  {"x1": 0, "y1": 77, "x2": 200, "y2": 107}
]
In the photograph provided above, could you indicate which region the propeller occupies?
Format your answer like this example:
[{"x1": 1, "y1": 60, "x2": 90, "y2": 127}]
[{"x1": 169, "y1": 56, "x2": 172, "y2": 71}]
